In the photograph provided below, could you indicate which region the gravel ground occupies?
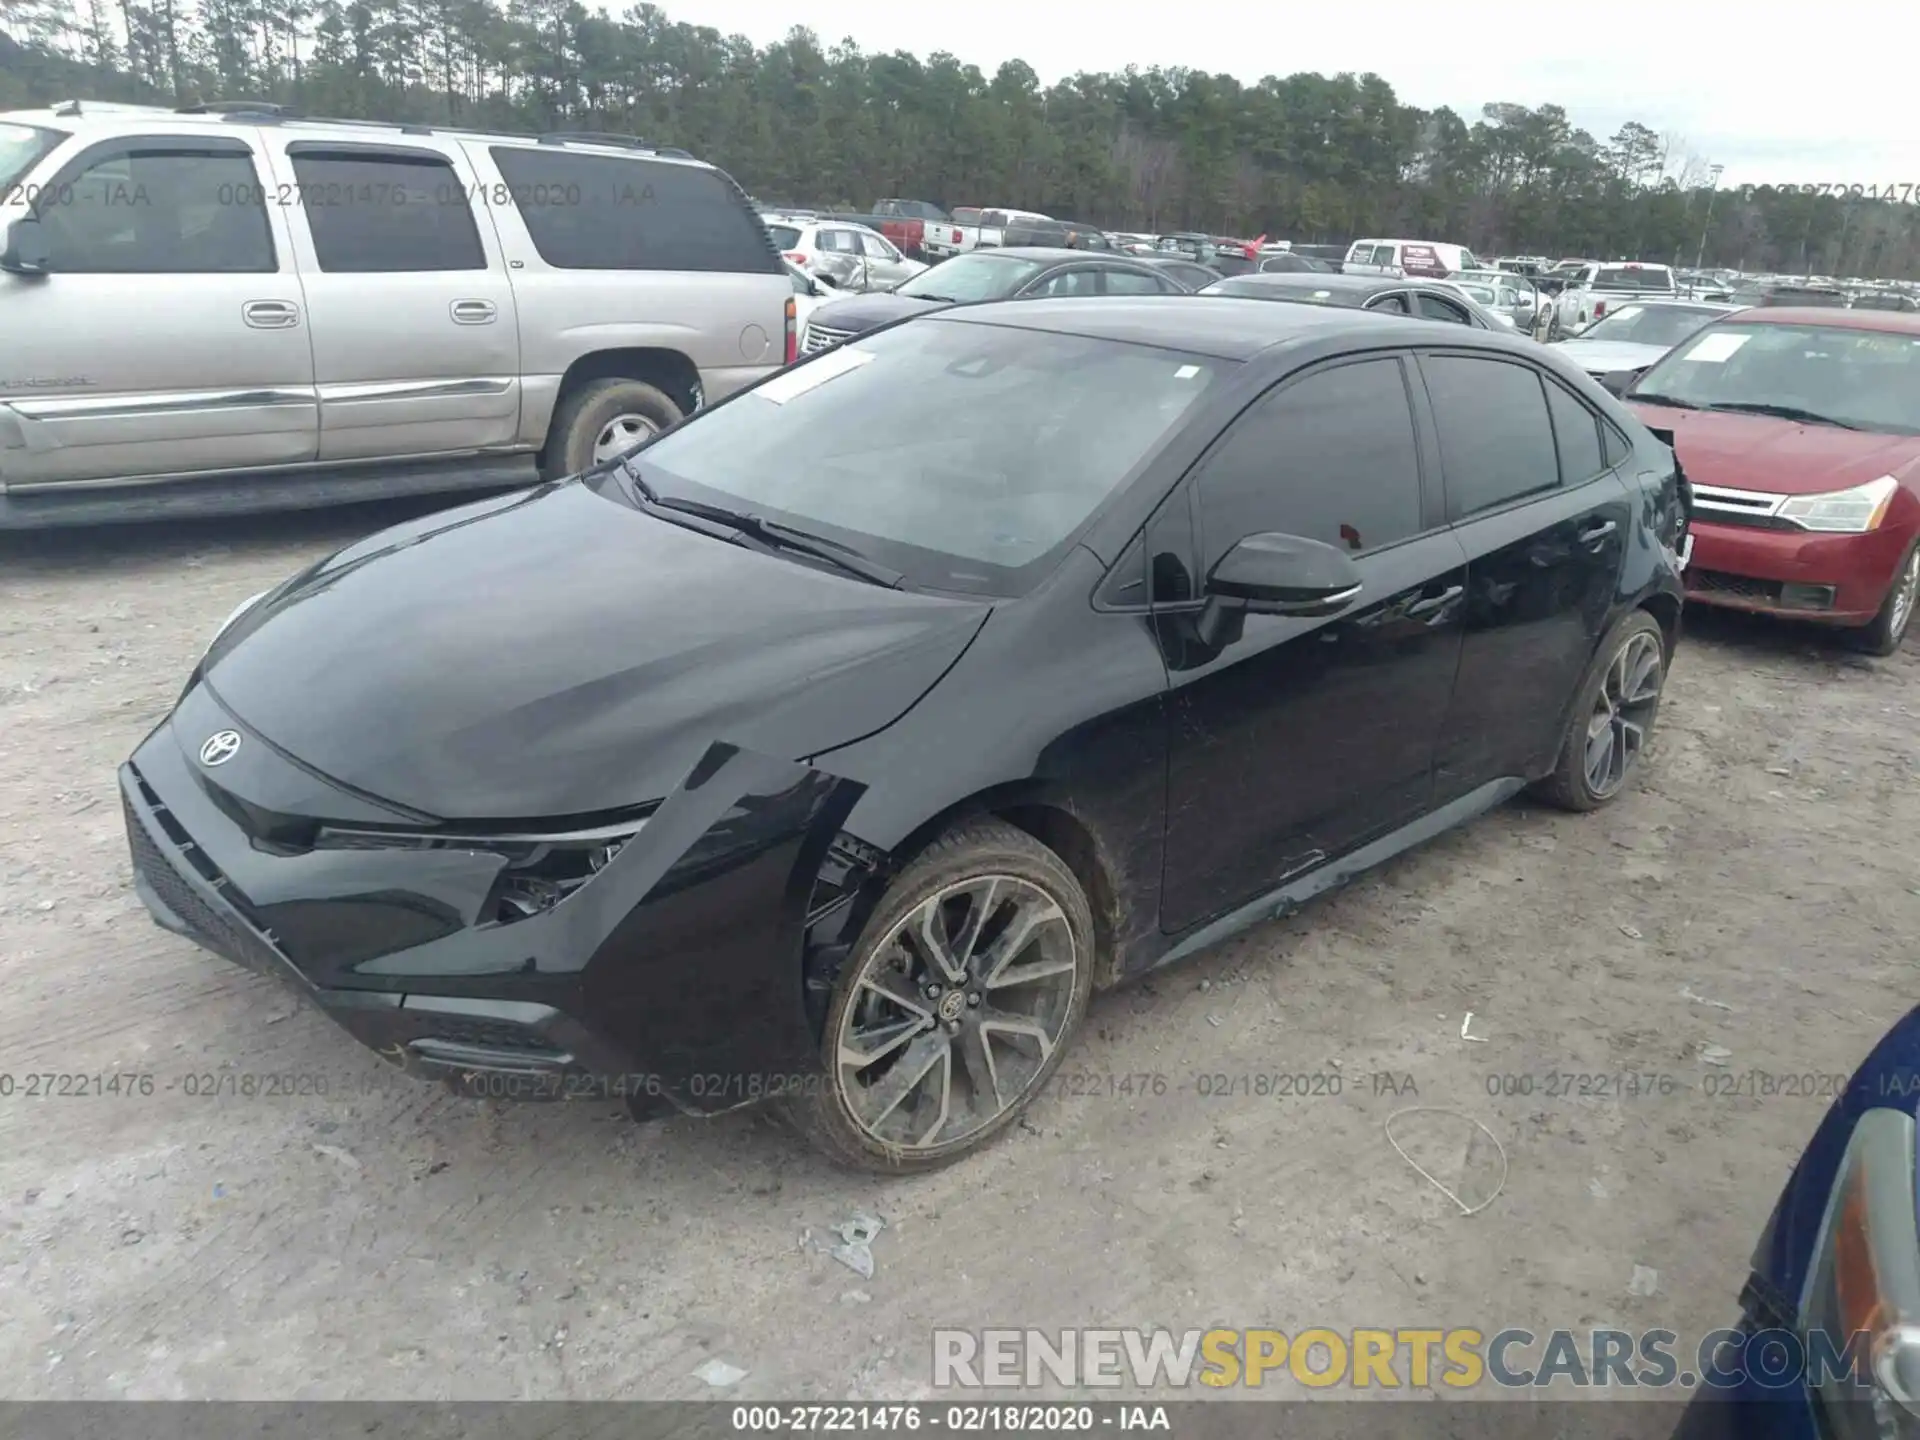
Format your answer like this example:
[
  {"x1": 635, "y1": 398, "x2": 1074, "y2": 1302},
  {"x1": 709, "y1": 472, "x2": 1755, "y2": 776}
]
[{"x1": 1, "y1": 500, "x2": 1915, "y2": 1402}]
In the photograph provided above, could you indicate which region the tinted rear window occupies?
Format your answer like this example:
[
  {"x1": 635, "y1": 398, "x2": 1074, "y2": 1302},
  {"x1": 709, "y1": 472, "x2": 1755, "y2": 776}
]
[
  {"x1": 766, "y1": 224, "x2": 802, "y2": 249},
  {"x1": 1596, "y1": 267, "x2": 1675, "y2": 290},
  {"x1": 489, "y1": 147, "x2": 777, "y2": 273}
]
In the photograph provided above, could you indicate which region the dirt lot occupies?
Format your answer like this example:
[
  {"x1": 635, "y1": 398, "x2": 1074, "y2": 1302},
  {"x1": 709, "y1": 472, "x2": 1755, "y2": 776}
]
[{"x1": 1, "y1": 500, "x2": 1916, "y2": 1402}]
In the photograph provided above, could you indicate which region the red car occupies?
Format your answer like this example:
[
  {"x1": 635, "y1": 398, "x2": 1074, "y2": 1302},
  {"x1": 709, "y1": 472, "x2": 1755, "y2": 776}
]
[{"x1": 1619, "y1": 307, "x2": 1920, "y2": 654}]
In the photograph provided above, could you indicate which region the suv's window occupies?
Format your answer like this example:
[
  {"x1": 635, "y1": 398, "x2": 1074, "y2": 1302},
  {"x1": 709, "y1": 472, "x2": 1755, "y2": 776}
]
[
  {"x1": 36, "y1": 143, "x2": 274, "y2": 274},
  {"x1": 1370, "y1": 244, "x2": 1397, "y2": 266},
  {"x1": 488, "y1": 147, "x2": 776, "y2": 272},
  {"x1": 0, "y1": 122, "x2": 66, "y2": 192},
  {"x1": 289, "y1": 149, "x2": 482, "y2": 272},
  {"x1": 1423, "y1": 356, "x2": 1559, "y2": 518},
  {"x1": 1416, "y1": 293, "x2": 1472, "y2": 323},
  {"x1": 766, "y1": 224, "x2": 802, "y2": 250},
  {"x1": 816, "y1": 229, "x2": 855, "y2": 254},
  {"x1": 1544, "y1": 378, "x2": 1607, "y2": 483},
  {"x1": 858, "y1": 232, "x2": 894, "y2": 260},
  {"x1": 1102, "y1": 268, "x2": 1174, "y2": 295},
  {"x1": 1196, "y1": 357, "x2": 1423, "y2": 566}
]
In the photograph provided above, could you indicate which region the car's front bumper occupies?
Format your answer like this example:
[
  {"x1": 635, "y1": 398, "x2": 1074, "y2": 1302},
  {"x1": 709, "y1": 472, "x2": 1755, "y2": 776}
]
[
  {"x1": 121, "y1": 688, "x2": 872, "y2": 1115},
  {"x1": 1683, "y1": 516, "x2": 1910, "y2": 624}
]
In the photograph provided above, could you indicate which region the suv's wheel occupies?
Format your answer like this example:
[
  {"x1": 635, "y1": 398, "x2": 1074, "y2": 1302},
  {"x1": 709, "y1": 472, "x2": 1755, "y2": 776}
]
[
  {"x1": 543, "y1": 378, "x2": 683, "y2": 480},
  {"x1": 783, "y1": 819, "x2": 1094, "y2": 1173},
  {"x1": 1849, "y1": 540, "x2": 1920, "y2": 657},
  {"x1": 1536, "y1": 610, "x2": 1668, "y2": 812}
]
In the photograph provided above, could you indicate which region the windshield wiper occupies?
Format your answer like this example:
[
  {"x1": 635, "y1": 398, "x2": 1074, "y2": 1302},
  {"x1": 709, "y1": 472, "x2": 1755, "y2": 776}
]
[
  {"x1": 907, "y1": 292, "x2": 961, "y2": 304},
  {"x1": 615, "y1": 455, "x2": 659, "y2": 502},
  {"x1": 1703, "y1": 401, "x2": 1862, "y2": 430},
  {"x1": 1629, "y1": 391, "x2": 1702, "y2": 410},
  {"x1": 648, "y1": 496, "x2": 905, "y2": 588}
]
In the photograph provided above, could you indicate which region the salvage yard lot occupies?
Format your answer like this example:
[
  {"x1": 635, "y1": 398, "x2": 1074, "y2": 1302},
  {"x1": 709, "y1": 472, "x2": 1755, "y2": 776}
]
[{"x1": 1, "y1": 501, "x2": 1916, "y2": 1400}]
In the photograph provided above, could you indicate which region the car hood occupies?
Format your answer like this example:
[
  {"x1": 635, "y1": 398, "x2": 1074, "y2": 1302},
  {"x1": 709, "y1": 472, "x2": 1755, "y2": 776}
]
[
  {"x1": 807, "y1": 293, "x2": 949, "y2": 334},
  {"x1": 1628, "y1": 403, "x2": 1920, "y2": 496},
  {"x1": 1554, "y1": 339, "x2": 1672, "y2": 375},
  {"x1": 200, "y1": 480, "x2": 989, "y2": 821}
]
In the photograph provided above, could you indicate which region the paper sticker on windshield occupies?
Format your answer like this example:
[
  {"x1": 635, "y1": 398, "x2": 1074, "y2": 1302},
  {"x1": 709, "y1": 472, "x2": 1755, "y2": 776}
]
[
  {"x1": 1174, "y1": 365, "x2": 1201, "y2": 379},
  {"x1": 1681, "y1": 332, "x2": 1749, "y2": 363},
  {"x1": 754, "y1": 346, "x2": 876, "y2": 404}
]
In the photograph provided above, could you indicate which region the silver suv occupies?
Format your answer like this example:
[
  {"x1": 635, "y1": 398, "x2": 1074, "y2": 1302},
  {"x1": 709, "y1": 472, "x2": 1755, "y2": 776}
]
[{"x1": 0, "y1": 101, "x2": 794, "y2": 526}]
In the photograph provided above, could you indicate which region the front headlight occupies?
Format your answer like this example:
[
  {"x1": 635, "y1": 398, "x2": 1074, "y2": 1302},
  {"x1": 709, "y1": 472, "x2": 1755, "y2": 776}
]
[
  {"x1": 312, "y1": 814, "x2": 654, "y2": 925},
  {"x1": 1777, "y1": 475, "x2": 1901, "y2": 533}
]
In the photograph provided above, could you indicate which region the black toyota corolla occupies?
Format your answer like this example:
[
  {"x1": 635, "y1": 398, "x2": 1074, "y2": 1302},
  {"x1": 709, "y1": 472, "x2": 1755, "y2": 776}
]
[{"x1": 123, "y1": 297, "x2": 1690, "y2": 1172}]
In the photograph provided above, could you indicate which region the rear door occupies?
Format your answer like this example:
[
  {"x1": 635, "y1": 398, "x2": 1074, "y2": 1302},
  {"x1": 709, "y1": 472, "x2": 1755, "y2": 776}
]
[
  {"x1": 0, "y1": 128, "x2": 316, "y2": 487},
  {"x1": 258, "y1": 135, "x2": 520, "y2": 462},
  {"x1": 1156, "y1": 353, "x2": 1469, "y2": 933},
  {"x1": 1416, "y1": 351, "x2": 1634, "y2": 801}
]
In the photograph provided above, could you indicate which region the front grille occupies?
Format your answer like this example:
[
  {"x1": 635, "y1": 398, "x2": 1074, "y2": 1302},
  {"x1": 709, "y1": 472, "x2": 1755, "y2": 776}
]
[
  {"x1": 1689, "y1": 568, "x2": 1783, "y2": 604},
  {"x1": 802, "y1": 324, "x2": 855, "y2": 355},
  {"x1": 124, "y1": 792, "x2": 284, "y2": 981}
]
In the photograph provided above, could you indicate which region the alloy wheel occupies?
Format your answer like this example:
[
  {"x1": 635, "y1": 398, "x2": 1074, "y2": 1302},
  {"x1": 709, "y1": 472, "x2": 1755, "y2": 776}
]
[
  {"x1": 834, "y1": 875, "x2": 1080, "y2": 1152},
  {"x1": 1889, "y1": 548, "x2": 1920, "y2": 642},
  {"x1": 592, "y1": 413, "x2": 659, "y2": 465},
  {"x1": 1584, "y1": 630, "x2": 1664, "y2": 799}
]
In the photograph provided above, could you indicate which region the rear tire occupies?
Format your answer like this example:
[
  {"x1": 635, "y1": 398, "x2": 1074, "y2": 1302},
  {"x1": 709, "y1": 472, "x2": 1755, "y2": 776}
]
[
  {"x1": 1848, "y1": 540, "x2": 1920, "y2": 657},
  {"x1": 1535, "y1": 610, "x2": 1668, "y2": 813},
  {"x1": 783, "y1": 818, "x2": 1094, "y2": 1174},
  {"x1": 543, "y1": 378, "x2": 683, "y2": 480}
]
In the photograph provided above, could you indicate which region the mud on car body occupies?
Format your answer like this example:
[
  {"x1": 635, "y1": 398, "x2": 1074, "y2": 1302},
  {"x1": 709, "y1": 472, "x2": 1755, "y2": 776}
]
[{"x1": 124, "y1": 296, "x2": 1688, "y2": 1172}]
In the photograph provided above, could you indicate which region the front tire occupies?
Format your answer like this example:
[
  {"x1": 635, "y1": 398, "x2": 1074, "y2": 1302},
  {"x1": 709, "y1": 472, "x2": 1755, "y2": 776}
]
[
  {"x1": 784, "y1": 819, "x2": 1094, "y2": 1174},
  {"x1": 1849, "y1": 540, "x2": 1919, "y2": 657},
  {"x1": 1536, "y1": 610, "x2": 1668, "y2": 812}
]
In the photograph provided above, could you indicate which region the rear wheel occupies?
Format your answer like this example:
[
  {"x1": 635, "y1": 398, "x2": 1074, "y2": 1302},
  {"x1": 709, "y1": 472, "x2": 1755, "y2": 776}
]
[
  {"x1": 1536, "y1": 611, "x2": 1668, "y2": 812},
  {"x1": 784, "y1": 819, "x2": 1094, "y2": 1173},
  {"x1": 1849, "y1": 541, "x2": 1920, "y2": 657},
  {"x1": 543, "y1": 378, "x2": 683, "y2": 480}
]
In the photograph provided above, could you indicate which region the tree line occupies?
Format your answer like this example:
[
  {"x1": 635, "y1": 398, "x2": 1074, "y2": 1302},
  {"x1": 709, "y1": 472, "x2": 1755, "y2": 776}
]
[{"x1": 4, "y1": 0, "x2": 1918, "y2": 278}]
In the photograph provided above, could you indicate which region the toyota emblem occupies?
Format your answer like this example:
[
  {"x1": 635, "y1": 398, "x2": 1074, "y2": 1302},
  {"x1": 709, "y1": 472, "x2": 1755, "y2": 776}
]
[{"x1": 199, "y1": 730, "x2": 242, "y2": 767}]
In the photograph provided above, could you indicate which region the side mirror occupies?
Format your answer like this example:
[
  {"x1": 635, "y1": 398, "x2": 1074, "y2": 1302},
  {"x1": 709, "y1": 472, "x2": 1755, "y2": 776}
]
[
  {"x1": 1206, "y1": 532, "x2": 1363, "y2": 616},
  {"x1": 1599, "y1": 369, "x2": 1639, "y2": 398},
  {"x1": 1, "y1": 216, "x2": 51, "y2": 276}
]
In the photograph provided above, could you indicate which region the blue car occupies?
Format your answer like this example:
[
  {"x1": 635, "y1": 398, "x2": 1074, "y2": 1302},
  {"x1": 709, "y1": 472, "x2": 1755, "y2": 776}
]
[{"x1": 1674, "y1": 1007, "x2": 1920, "y2": 1438}]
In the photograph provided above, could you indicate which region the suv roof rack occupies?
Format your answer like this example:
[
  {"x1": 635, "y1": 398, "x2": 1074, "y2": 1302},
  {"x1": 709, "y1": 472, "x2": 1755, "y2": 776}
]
[
  {"x1": 177, "y1": 99, "x2": 288, "y2": 116},
  {"x1": 539, "y1": 130, "x2": 693, "y2": 159}
]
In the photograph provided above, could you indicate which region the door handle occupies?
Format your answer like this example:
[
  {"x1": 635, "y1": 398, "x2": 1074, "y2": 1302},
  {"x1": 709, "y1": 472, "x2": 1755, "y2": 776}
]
[
  {"x1": 241, "y1": 299, "x2": 300, "y2": 329},
  {"x1": 1576, "y1": 518, "x2": 1618, "y2": 546},
  {"x1": 1407, "y1": 583, "x2": 1464, "y2": 617},
  {"x1": 450, "y1": 299, "x2": 498, "y2": 325}
]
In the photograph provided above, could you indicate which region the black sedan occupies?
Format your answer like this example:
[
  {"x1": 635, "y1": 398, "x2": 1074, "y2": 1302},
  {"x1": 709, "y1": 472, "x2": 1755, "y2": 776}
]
[
  {"x1": 122, "y1": 297, "x2": 1689, "y2": 1173},
  {"x1": 798, "y1": 246, "x2": 1186, "y2": 352},
  {"x1": 1205, "y1": 270, "x2": 1507, "y2": 328}
]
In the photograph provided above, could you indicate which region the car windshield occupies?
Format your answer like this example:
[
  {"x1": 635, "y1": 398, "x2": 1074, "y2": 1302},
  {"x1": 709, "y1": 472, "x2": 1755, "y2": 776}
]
[
  {"x1": 1636, "y1": 322, "x2": 1920, "y2": 435},
  {"x1": 0, "y1": 123, "x2": 65, "y2": 192},
  {"x1": 1596, "y1": 266, "x2": 1675, "y2": 291},
  {"x1": 1581, "y1": 304, "x2": 1724, "y2": 346},
  {"x1": 766, "y1": 224, "x2": 802, "y2": 250},
  {"x1": 626, "y1": 319, "x2": 1224, "y2": 595},
  {"x1": 894, "y1": 253, "x2": 1044, "y2": 303}
]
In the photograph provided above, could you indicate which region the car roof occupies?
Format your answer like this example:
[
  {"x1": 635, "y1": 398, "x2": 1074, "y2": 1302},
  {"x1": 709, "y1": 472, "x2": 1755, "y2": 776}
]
[
  {"x1": 928, "y1": 294, "x2": 1511, "y2": 361},
  {"x1": 1209, "y1": 272, "x2": 1410, "y2": 299},
  {"x1": 974, "y1": 246, "x2": 1120, "y2": 263},
  {"x1": 1, "y1": 103, "x2": 716, "y2": 168},
  {"x1": 1725, "y1": 307, "x2": 1920, "y2": 334}
]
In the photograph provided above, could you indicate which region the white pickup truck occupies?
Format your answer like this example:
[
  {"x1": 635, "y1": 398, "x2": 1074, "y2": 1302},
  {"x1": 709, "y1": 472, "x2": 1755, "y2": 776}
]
[
  {"x1": 922, "y1": 207, "x2": 1054, "y2": 259},
  {"x1": 1552, "y1": 262, "x2": 1679, "y2": 337}
]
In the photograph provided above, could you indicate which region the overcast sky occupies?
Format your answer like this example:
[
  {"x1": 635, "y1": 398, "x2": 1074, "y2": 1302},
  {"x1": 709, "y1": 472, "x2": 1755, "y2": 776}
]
[{"x1": 647, "y1": 0, "x2": 1908, "y2": 189}]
